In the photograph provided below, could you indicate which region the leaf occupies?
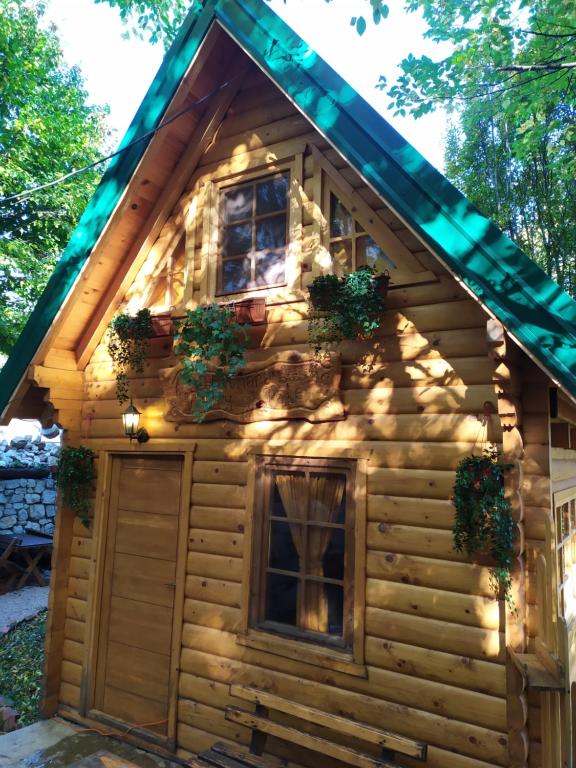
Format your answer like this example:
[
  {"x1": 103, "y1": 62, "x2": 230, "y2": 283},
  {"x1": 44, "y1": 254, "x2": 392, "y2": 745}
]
[{"x1": 355, "y1": 15, "x2": 367, "y2": 35}]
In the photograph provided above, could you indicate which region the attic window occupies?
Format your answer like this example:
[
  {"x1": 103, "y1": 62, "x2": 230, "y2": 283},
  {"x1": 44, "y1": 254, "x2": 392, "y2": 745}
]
[
  {"x1": 329, "y1": 193, "x2": 395, "y2": 276},
  {"x1": 217, "y1": 172, "x2": 289, "y2": 295}
]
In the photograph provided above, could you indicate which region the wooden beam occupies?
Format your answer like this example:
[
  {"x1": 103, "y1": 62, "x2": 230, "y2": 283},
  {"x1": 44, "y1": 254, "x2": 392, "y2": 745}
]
[
  {"x1": 229, "y1": 685, "x2": 426, "y2": 760},
  {"x1": 75, "y1": 57, "x2": 249, "y2": 370},
  {"x1": 224, "y1": 707, "x2": 402, "y2": 768}
]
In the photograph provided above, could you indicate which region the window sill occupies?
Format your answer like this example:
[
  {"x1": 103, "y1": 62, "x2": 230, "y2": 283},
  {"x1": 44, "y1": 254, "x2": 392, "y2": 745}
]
[{"x1": 236, "y1": 630, "x2": 368, "y2": 679}]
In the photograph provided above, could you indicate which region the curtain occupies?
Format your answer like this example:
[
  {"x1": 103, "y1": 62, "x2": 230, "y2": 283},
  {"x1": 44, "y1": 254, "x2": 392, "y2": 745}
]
[
  {"x1": 274, "y1": 472, "x2": 307, "y2": 561},
  {"x1": 274, "y1": 471, "x2": 345, "y2": 634},
  {"x1": 307, "y1": 473, "x2": 345, "y2": 632}
]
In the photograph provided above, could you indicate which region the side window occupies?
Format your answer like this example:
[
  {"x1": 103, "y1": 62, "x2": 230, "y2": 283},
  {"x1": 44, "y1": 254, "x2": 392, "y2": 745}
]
[
  {"x1": 250, "y1": 456, "x2": 355, "y2": 650},
  {"x1": 218, "y1": 172, "x2": 290, "y2": 295},
  {"x1": 555, "y1": 489, "x2": 576, "y2": 624},
  {"x1": 328, "y1": 192, "x2": 395, "y2": 276}
]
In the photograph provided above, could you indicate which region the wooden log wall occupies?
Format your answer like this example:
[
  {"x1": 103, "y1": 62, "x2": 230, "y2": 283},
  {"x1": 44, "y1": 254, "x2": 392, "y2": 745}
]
[{"x1": 48, "y1": 64, "x2": 552, "y2": 768}]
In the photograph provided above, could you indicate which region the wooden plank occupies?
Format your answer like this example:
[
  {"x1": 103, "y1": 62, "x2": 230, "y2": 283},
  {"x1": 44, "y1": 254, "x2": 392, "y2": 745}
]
[
  {"x1": 108, "y1": 596, "x2": 173, "y2": 655},
  {"x1": 366, "y1": 578, "x2": 500, "y2": 630},
  {"x1": 106, "y1": 641, "x2": 170, "y2": 703},
  {"x1": 187, "y1": 552, "x2": 243, "y2": 582},
  {"x1": 367, "y1": 607, "x2": 505, "y2": 663},
  {"x1": 225, "y1": 708, "x2": 401, "y2": 768},
  {"x1": 229, "y1": 685, "x2": 427, "y2": 759},
  {"x1": 366, "y1": 551, "x2": 494, "y2": 598},
  {"x1": 188, "y1": 529, "x2": 244, "y2": 558},
  {"x1": 364, "y1": 637, "x2": 506, "y2": 697},
  {"x1": 185, "y1": 575, "x2": 242, "y2": 608}
]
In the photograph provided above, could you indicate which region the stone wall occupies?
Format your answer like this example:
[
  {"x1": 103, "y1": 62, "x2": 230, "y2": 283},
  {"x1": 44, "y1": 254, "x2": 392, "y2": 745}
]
[{"x1": 0, "y1": 437, "x2": 60, "y2": 536}]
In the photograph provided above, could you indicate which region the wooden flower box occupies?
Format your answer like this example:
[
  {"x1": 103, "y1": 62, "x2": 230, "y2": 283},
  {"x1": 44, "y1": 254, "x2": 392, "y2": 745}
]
[{"x1": 233, "y1": 297, "x2": 267, "y2": 325}]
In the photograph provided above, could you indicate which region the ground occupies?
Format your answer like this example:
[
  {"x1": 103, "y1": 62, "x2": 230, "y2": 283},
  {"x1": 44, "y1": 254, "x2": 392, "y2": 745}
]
[{"x1": 0, "y1": 609, "x2": 47, "y2": 727}]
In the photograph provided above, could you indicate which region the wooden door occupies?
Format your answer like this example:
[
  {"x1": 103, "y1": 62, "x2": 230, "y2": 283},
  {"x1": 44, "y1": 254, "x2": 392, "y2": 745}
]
[{"x1": 93, "y1": 455, "x2": 184, "y2": 737}]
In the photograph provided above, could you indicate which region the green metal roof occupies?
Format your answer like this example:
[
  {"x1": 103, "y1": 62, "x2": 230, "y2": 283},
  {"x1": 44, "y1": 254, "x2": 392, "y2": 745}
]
[{"x1": 1, "y1": 0, "x2": 575, "y2": 415}]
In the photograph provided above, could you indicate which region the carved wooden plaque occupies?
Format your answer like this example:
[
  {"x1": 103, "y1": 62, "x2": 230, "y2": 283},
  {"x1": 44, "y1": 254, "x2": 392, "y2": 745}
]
[{"x1": 159, "y1": 351, "x2": 344, "y2": 423}]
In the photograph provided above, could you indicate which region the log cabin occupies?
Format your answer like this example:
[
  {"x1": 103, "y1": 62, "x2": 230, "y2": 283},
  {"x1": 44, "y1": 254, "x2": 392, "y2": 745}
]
[{"x1": 1, "y1": 1, "x2": 575, "y2": 766}]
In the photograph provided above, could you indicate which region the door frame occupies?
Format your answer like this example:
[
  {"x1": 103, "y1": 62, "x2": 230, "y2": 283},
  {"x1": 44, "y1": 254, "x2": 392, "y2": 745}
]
[{"x1": 82, "y1": 443, "x2": 195, "y2": 751}]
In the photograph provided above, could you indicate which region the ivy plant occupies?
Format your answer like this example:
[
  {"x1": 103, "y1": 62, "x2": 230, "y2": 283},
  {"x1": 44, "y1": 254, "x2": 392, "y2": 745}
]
[
  {"x1": 173, "y1": 304, "x2": 248, "y2": 422},
  {"x1": 452, "y1": 445, "x2": 515, "y2": 604},
  {"x1": 56, "y1": 446, "x2": 96, "y2": 528},
  {"x1": 308, "y1": 266, "x2": 388, "y2": 354},
  {"x1": 107, "y1": 308, "x2": 153, "y2": 404}
]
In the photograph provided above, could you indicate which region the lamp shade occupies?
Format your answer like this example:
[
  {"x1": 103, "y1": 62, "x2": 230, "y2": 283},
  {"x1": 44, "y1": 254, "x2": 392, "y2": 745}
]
[{"x1": 122, "y1": 403, "x2": 141, "y2": 438}]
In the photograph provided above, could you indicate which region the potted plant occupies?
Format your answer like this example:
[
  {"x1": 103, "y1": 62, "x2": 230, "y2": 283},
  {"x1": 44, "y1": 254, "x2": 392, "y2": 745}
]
[
  {"x1": 452, "y1": 445, "x2": 515, "y2": 603},
  {"x1": 232, "y1": 297, "x2": 267, "y2": 325},
  {"x1": 173, "y1": 304, "x2": 248, "y2": 422},
  {"x1": 56, "y1": 446, "x2": 96, "y2": 528},
  {"x1": 150, "y1": 311, "x2": 173, "y2": 337},
  {"x1": 107, "y1": 308, "x2": 153, "y2": 404},
  {"x1": 308, "y1": 266, "x2": 389, "y2": 354}
]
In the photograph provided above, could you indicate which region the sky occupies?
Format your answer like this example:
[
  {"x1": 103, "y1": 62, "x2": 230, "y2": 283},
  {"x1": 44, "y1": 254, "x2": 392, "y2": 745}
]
[{"x1": 41, "y1": 0, "x2": 449, "y2": 171}]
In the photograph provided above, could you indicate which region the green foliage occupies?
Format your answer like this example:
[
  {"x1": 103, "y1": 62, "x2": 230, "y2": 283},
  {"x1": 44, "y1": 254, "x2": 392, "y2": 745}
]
[
  {"x1": 308, "y1": 266, "x2": 388, "y2": 354},
  {"x1": 174, "y1": 304, "x2": 248, "y2": 422},
  {"x1": 107, "y1": 309, "x2": 153, "y2": 405},
  {"x1": 0, "y1": 0, "x2": 109, "y2": 355},
  {"x1": 95, "y1": 0, "x2": 194, "y2": 45},
  {"x1": 445, "y1": 98, "x2": 575, "y2": 297},
  {"x1": 100, "y1": 0, "x2": 388, "y2": 45},
  {"x1": 452, "y1": 445, "x2": 515, "y2": 602},
  {"x1": 56, "y1": 446, "x2": 96, "y2": 527},
  {"x1": 0, "y1": 610, "x2": 47, "y2": 728}
]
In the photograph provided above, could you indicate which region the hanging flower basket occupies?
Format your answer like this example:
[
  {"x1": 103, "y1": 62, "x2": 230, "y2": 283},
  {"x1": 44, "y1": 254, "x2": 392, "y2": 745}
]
[
  {"x1": 452, "y1": 445, "x2": 515, "y2": 603},
  {"x1": 308, "y1": 267, "x2": 388, "y2": 354},
  {"x1": 232, "y1": 297, "x2": 267, "y2": 326},
  {"x1": 150, "y1": 312, "x2": 173, "y2": 337}
]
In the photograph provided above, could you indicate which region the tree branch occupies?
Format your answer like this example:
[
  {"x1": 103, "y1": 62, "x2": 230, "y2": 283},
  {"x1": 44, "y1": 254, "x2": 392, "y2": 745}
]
[{"x1": 498, "y1": 62, "x2": 576, "y2": 73}]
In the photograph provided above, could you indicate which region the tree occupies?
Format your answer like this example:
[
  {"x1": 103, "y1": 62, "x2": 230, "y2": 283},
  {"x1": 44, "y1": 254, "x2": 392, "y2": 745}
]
[
  {"x1": 0, "y1": 0, "x2": 109, "y2": 355},
  {"x1": 95, "y1": 0, "x2": 389, "y2": 46},
  {"x1": 445, "y1": 98, "x2": 576, "y2": 296}
]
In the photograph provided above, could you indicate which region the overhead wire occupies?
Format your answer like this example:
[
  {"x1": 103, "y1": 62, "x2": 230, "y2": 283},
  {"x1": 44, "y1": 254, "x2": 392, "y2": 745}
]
[{"x1": 0, "y1": 74, "x2": 242, "y2": 208}]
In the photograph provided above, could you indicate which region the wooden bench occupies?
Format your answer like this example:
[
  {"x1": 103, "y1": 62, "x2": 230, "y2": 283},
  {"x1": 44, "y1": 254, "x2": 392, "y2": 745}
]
[{"x1": 218, "y1": 685, "x2": 427, "y2": 768}]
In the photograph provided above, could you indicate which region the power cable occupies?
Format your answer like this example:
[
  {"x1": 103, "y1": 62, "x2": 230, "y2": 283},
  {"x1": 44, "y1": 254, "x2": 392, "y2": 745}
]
[{"x1": 0, "y1": 74, "x2": 240, "y2": 207}]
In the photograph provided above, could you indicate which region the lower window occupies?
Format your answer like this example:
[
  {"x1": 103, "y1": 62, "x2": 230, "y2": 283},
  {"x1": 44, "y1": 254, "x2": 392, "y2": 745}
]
[{"x1": 250, "y1": 456, "x2": 355, "y2": 649}]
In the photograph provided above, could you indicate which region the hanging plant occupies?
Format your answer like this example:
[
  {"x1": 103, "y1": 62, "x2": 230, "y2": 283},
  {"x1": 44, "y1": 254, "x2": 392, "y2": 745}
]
[
  {"x1": 308, "y1": 266, "x2": 389, "y2": 354},
  {"x1": 452, "y1": 445, "x2": 515, "y2": 603},
  {"x1": 107, "y1": 308, "x2": 153, "y2": 405},
  {"x1": 56, "y1": 446, "x2": 96, "y2": 528},
  {"x1": 173, "y1": 304, "x2": 248, "y2": 423}
]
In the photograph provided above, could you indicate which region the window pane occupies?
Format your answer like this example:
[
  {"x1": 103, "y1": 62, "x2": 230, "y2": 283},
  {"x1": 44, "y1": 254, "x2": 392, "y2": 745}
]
[
  {"x1": 223, "y1": 223, "x2": 252, "y2": 257},
  {"x1": 256, "y1": 175, "x2": 288, "y2": 215},
  {"x1": 222, "y1": 257, "x2": 250, "y2": 293},
  {"x1": 357, "y1": 234, "x2": 396, "y2": 271},
  {"x1": 324, "y1": 583, "x2": 344, "y2": 637},
  {"x1": 223, "y1": 185, "x2": 253, "y2": 223},
  {"x1": 322, "y1": 527, "x2": 345, "y2": 580},
  {"x1": 256, "y1": 250, "x2": 285, "y2": 287},
  {"x1": 265, "y1": 572, "x2": 298, "y2": 626},
  {"x1": 329, "y1": 241, "x2": 352, "y2": 276},
  {"x1": 256, "y1": 215, "x2": 287, "y2": 250},
  {"x1": 269, "y1": 521, "x2": 301, "y2": 573},
  {"x1": 330, "y1": 195, "x2": 353, "y2": 237}
]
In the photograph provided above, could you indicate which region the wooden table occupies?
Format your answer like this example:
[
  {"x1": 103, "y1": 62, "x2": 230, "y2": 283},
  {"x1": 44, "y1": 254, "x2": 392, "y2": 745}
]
[{"x1": 0, "y1": 530, "x2": 53, "y2": 591}]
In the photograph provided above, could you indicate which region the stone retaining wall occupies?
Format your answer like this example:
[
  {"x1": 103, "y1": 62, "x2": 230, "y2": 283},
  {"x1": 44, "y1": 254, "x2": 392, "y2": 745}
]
[{"x1": 0, "y1": 437, "x2": 60, "y2": 536}]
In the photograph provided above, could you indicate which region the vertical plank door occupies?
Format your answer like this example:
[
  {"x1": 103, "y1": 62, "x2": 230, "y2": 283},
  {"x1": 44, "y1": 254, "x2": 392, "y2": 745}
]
[{"x1": 93, "y1": 455, "x2": 184, "y2": 736}]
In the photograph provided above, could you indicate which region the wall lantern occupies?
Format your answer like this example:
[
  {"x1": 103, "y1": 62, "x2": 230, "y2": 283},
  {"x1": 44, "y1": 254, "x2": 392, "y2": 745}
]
[{"x1": 122, "y1": 401, "x2": 149, "y2": 443}]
